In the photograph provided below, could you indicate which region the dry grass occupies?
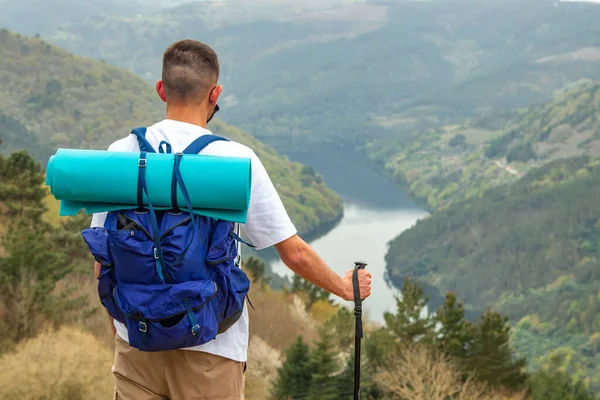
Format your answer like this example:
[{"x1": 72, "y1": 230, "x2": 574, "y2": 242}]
[
  {"x1": 375, "y1": 345, "x2": 529, "y2": 400},
  {"x1": 0, "y1": 325, "x2": 114, "y2": 400},
  {"x1": 245, "y1": 335, "x2": 283, "y2": 400},
  {"x1": 247, "y1": 284, "x2": 321, "y2": 354}
]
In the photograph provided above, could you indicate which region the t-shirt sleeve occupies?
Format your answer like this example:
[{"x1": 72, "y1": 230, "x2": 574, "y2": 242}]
[{"x1": 242, "y1": 151, "x2": 297, "y2": 250}]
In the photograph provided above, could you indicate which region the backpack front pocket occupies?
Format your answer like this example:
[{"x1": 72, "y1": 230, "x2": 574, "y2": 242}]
[
  {"x1": 107, "y1": 227, "x2": 160, "y2": 285},
  {"x1": 113, "y1": 280, "x2": 220, "y2": 352}
]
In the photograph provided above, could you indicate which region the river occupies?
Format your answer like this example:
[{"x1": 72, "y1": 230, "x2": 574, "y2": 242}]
[{"x1": 263, "y1": 145, "x2": 428, "y2": 324}]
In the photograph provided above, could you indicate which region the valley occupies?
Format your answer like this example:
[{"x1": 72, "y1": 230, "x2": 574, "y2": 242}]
[{"x1": 2, "y1": 0, "x2": 600, "y2": 397}]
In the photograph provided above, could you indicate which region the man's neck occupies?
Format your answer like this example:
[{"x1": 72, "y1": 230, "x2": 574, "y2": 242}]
[{"x1": 165, "y1": 105, "x2": 208, "y2": 128}]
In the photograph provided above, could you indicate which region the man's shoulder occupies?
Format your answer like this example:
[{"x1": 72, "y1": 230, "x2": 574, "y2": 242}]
[
  {"x1": 106, "y1": 134, "x2": 138, "y2": 152},
  {"x1": 202, "y1": 137, "x2": 258, "y2": 160}
]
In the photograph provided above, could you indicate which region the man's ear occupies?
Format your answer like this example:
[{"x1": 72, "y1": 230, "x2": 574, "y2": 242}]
[
  {"x1": 209, "y1": 84, "x2": 223, "y2": 105},
  {"x1": 156, "y1": 80, "x2": 167, "y2": 103}
]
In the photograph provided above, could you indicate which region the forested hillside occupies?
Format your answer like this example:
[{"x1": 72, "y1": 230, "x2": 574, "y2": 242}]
[
  {"x1": 366, "y1": 79, "x2": 600, "y2": 211},
  {"x1": 385, "y1": 155, "x2": 600, "y2": 391},
  {"x1": 0, "y1": 149, "x2": 595, "y2": 398},
  {"x1": 40, "y1": 0, "x2": 600, "y2": 155},
  {"x1": 0, "y1": 29, "x2": 343, "y2": 237}
]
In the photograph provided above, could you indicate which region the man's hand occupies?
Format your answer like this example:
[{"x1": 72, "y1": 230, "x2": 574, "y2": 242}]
[
  {"x1": 275, "y1": 235, "x2": 372, "y2": 302},
  {"x1": 341, "y1": 268, "x2": 372, "y2": 302}
]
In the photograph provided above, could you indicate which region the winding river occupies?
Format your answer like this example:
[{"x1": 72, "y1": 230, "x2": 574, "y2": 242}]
[{"x1": 265, "y1": 145, "x2": 428, "y2": 324}]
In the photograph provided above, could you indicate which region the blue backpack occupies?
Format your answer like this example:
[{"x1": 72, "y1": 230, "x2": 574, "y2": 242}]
[{"x1": 81, "y1": 127, "x2": 253, "y2": 352}]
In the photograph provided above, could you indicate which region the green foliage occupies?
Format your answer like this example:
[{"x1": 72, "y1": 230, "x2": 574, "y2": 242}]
[
  {"x1": 448, "y1": 133, "x2": 467, "y2": 148},
  {"x1": 383, "y1": 276, "x2": 436, "y2": 345},
  {"x1": 244, "y1": 256, "x2": 271, "y2": 287},
  {"x1": 386, "y1": 156, "x2": 600, "y2": 390},
  {"x1": 41, "y1": 0, "x2": 600, "y2": 162},
  {"x1": 528, "y1": 357, "x2": 600, "y2": 400},
  {"x1": 275, "y1": 278, "x2": 542, "y2": 399},
  {"x1": 290, "y1": 274, "x2": 334, "y2": 310},
  {"x1": 435, "y1": 292, "x2": 473, "y2": 360},
  {"x1": 0, "y1": 149, "x2": 90, "y2": 348},
  {"x1": 305, "y1": 330, "x2": 341, "y2": 400},
  {"x1": 468, "y1": 309, "x2": 528, "y2": 390},
  {"x1": 506, "y1": 142, "x2": 537, "y2": 163},
  {"x1": 0, "y1": 147, "x2": 47, "y2": 219},
  {"x1": 0, "y1": 28, "x2": 343, "y2": 238},
  {"x1": 271, "y1": 336, "x2": 313, "y2": 400}
]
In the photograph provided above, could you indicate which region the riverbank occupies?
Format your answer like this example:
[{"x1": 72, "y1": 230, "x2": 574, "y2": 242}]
[{"x1": 258, "y1": 143, "x2": 428, "y2": 323}]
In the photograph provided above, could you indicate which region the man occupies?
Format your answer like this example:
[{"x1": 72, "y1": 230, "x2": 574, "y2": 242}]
[{"x1": 91, "y1": 39, "x2": 372, "y2": 400}]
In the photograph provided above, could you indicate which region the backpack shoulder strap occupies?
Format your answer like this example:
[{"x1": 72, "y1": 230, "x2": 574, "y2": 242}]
[
  {"x1": 131, "y1": 127, "x2": 156, "y2": 153},
  {"x1": 183, "y1": 135, "x2": 228, "y2": 155}
]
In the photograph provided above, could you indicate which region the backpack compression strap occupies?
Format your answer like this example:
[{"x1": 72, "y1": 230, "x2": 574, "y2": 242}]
[
  {"x1": 131, "y1": 127, "x2": 228, "y2": 154},
  {"x1": 183, "y1": 134, "x2": 229, "y2": 154}
]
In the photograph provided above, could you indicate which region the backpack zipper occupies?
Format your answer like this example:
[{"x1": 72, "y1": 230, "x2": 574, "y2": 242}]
[
  {"x1": 121, "y1": 215, "x2": 153, "y2": 240},
  {"x1": 160, "y1": 217, "x2": 192, "y2": 240},
  {"x1": 122, "y1": 214, "x2": 193, "y2": 242}
]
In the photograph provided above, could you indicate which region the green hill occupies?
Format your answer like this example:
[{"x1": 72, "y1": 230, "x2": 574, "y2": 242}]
[
  {"x1": 39, "y1": 0, "x2": 600, "y2": 156},
  {"x1": 366, "y1": 79, "x2": 600, "y2": 211},
  {"x1": 0, "y1": 28, "x2": 343, "y2": 238},
  {"x1": 385, "y1": 155, "x2": 600, "y2": 390}
]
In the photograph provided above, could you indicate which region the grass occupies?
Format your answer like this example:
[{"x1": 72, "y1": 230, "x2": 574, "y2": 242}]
[{"x1": 0, "y1": 325, "x2": 114, "y2": 400}]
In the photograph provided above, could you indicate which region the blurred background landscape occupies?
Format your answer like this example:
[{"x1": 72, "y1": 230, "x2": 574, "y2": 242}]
[{"x1": 2, "y1": 0, "x2": 600, "y2": 398}]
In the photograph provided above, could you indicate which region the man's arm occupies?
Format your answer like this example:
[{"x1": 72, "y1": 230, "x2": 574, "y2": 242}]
[
  {"x1": 94, "y1": 261, "x2": 116, "y2": 336},
  {"x1": 274, "y1": 234, "x2": 371, "y2": 301}
]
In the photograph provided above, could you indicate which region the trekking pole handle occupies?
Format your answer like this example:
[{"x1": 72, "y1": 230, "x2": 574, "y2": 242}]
[{"x1": 352, "y1": 262, "x2": 367, "y2": 332}]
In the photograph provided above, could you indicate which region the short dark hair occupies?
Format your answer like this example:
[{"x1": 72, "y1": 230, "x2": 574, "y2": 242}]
[{"x1": 162, "y1": 39, "x2": 220, "y2": 104}]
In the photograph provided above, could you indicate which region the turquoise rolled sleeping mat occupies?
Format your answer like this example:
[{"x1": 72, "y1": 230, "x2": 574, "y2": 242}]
[{"x1": 45, "y1": 148, "x2": 252, "y2": 223}]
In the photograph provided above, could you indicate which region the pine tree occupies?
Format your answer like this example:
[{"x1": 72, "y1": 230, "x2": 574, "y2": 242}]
[
  {"x1": 0, "y1": 150, "x2": 47, "y2": 220},
  {"x1": 468, "y1": 308, "x2": 527, "y2": 390},
  {"x1": 271, "y1": 336, "x2": 313, "y2": 400},
  {"x1": 0, "y1": 149, "x2": 89, "y2": 348},
  {"x1": 306, "y1": 329, "x2": 341, "y2": 400},
  {"x1": 383, "y1": 276, "x2": 435, "y2": 344},
  {"x1": 436, "y1": 291, "x2": 474, "y2": 360},
  {"x1": 0, "y1": 217, "x2": 75, "y2": 343}
]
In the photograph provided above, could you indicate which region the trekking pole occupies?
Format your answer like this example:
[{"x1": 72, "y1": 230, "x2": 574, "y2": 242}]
[{"x1": 353, "y1": 261, "x2": 367, "y2": 400}]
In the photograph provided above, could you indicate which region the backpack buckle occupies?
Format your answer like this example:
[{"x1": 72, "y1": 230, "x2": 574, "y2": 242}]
[
  {"x1": 154, "y1": 248, "x2": 159, "y2": 260},
  {"x1": 191, "y1": 324, "x2": 200, "y2": 336},
  {"x1": 138, "y1": 158, "x2": 147, "y2": 168},
  {"x1": 139, "y1": 321, "x2": 147, "y2": 333}
]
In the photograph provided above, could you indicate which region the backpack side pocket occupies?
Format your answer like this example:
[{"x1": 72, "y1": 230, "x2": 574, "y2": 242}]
[{"x1": 82, "y1": 227, "x2": 125, "y2": 323}]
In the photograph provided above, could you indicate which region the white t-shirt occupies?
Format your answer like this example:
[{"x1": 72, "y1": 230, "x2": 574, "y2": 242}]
[{"x1": 90, "y1": 119, "x2": 297, "y2": 362}]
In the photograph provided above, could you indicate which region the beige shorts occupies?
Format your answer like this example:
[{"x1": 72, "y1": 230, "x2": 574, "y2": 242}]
[{"x1": 112, "y1": 335, "x2": 245, "y2": 400}]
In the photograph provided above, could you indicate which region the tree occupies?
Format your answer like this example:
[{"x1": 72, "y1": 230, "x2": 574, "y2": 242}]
[
  {"x1": 0, "y1": 149, "x2": 90, "y2": 350},
  {"x1": 436, "y1": 292, "x2": 474, "y2": 360},
  {"x1": 0, "y1": 150, "x2": 47, "y2": 219},
  {"x1": 449, "y1": 134, "x2": 467, "y2": 148},
  {"x1": 271, "y1": 336, "x2": 313, "y2": 400},
  {"x1": 374, "y1": 344, "x2": 505, "y2": 400},
  {"x1": 384, "y1": 276, "x2": 436, "y2": 344},
  {"x1": 0, "y1": 217, "x2": 79, "y2": 344},
  {"x1": 528, "y1": 356, "x2": 599, "y2": 400},
  {"x1": 291, "y1": 274, "x2": 333, "y2": 310},
  {"x1": 306, "y1": 329, "x2": 341, "y2": 400},
  {"x1": 468, "y1": 308, "x2": 528, "y2": 390},
  {"x1": 244, "y1": 256, "x2": 271, "y2": 288}
]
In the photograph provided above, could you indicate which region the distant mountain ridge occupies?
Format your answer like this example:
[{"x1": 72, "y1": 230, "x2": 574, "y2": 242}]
[{"x1": 35, "y1": 0, "x2": 600, "y2": 157}]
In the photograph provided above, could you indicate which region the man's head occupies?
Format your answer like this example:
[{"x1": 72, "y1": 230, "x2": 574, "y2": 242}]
[{"x1": 156, "y1": 39, "x2": 222, "y2": 126}]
